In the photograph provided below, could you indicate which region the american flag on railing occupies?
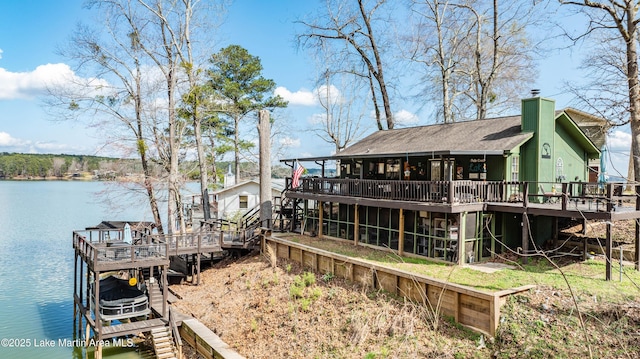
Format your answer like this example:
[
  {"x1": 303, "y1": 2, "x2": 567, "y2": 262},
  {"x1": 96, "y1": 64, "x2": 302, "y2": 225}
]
[{"x1": 292, "y1": 160, "x2": 305, "y2": 188}]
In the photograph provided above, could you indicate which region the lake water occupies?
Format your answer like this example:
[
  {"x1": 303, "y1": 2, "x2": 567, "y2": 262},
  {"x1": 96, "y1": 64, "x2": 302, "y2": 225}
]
[{"x1": 0, "y1": 181, "x2": 185, "y2": 359}]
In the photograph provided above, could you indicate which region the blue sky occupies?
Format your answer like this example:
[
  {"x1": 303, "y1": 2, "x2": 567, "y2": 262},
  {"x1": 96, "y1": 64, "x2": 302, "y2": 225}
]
[{"x1": 0, "y1": 0, "x2": 632, "y2": 178}]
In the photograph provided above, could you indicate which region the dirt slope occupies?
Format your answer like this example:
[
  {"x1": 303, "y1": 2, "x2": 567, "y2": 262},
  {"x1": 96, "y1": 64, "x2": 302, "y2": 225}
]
[{"x1": 171, "y1": 253, "x2": 640, "y2": 359}]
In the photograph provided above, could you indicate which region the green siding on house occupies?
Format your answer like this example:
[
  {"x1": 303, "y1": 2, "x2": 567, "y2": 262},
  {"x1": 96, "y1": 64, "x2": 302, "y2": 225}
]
[
  {"x1": 554, "y1": 119, "x2": 589, "y2": 182},
  {"x1": 519, "y1": 97, "x2": 595, "y2": 186}
]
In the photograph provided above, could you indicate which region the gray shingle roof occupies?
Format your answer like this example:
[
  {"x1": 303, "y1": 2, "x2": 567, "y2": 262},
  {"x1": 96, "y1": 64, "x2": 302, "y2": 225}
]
[{"x1": 335, "y1": 115, "x2": 533, "y2": 159}]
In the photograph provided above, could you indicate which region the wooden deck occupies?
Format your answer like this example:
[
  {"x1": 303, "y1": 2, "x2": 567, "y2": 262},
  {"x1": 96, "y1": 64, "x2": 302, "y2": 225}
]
[
  {"x1": 73, "y1": 227, "x2": 229, "y2": 272},
  {"x1": 487, "y1": 197, "x2": 639, "y2": 220},
  {"x1": 100, "y1": 318, "x2": 167, "y2": 339},
  {"x1": 289, "y1": 178, "x2": 636, "y2": 216}
]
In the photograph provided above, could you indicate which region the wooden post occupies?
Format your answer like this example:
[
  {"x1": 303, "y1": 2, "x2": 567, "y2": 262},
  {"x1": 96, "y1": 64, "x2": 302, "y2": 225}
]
[
  {"x1": 398, "y1": 208, "x2": 405, "y2": 256},
  {"x1": 552, "y1": 216, "x2": 558, "y2": 249},
  {"x1": 522, "y1": 213, "x2": 529, "y2": 264},
  {"x1": 606, "y1": 221, "x2": 612, "y2": 280},
  {"x1": 196, "y1": 252, "x2": 201, "y2": 285},
  {"x1": 258, "y1": 109, "x2": 272, "y2": 228},
  {"x1": 354, "y1": 204, "x2": 360, "y2": 246},
  {"x1": 318, "y1": 201, "x2": 324, "y2": 239},
  {"x1": 162, "y1": 265, "x2": 168, "y2": 317},
  {"x1": 453, "y1": 292, "x2": 460, "y2": 323},
  {"x1": 457, "y1": 212, "x2": 465, "y2": 265},
  {"x1": 73, "y1": 254, "x2": 77, "y2": 318},
  {"x1": 94, "y1": 270, "x2": 101, "y2": 341},
  {"x1": 85, "y1": 323, "x2": 90, "y2": 347},
  {"x1": 489, "y1": 295, "x2": 500, "y2": 337}
]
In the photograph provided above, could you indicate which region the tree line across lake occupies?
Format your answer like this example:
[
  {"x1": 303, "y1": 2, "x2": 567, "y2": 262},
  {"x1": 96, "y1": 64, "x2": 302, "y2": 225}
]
[
  {"x1": 0, "y1": 153, "x2": 130, "y2": 179},
  {"x1": 0, "y1": 152, "x2": 302, "y2": 181}
]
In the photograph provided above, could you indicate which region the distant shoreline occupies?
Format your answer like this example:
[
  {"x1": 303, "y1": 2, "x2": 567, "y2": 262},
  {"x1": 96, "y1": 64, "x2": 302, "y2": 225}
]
[{"x1": 0, "y1": 176, "x2": 97, "y2": 181}]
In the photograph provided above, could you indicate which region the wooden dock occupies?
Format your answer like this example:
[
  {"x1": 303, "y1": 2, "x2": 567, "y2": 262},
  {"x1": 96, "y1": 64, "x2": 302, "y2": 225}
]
[{"x1": 101, "y1": 318, "x2": 167, "y2": 339}]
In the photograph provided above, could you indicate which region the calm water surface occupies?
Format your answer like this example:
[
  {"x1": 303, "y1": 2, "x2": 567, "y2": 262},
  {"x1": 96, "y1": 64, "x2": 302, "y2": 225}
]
[{"x1": 0, "y1": 181, "x2": 163, "y2": 359}]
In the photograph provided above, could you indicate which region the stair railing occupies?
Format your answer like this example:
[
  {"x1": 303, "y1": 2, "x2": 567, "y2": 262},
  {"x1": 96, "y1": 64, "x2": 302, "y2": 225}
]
[{"x1": 168, "y1": 306, "x2": 183, "y2": 359}]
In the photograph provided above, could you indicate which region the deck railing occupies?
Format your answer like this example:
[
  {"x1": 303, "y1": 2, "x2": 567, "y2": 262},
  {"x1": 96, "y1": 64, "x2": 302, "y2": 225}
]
[
  {"x1": 201, "y1": 218, "x2": 264, "y2": 248},
  {"x1": 73, "y1": 230, "x2": 169, "y2": 269},
  {"x1": 143, "y1": 231, "x2": 221, "y2": 256},
  {"x1": 292, "y1": 178, "x2": 624, "y2": 208}
]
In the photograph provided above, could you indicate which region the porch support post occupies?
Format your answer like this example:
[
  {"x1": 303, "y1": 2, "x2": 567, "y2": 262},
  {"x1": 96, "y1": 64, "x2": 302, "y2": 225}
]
[
  {"x1": 398, "y1": 208, "x2": 405, "y2": 256},
  {"x1": 318, "y1": 200, "x2": 324, "y2": 239},
  {"x1": 94, "y1": 270, "x2": 101, "y2": 341},
  {"x1": 354, "y1": 204, "x2": 360, "y2": 246},
  {"x1": 606, "y1": 221, "x2": 612, "y2": 280},
  {"x1": 162, "y1": 265, "x2": 168, "y2": 317},
  {"x1": 457, "y1": 212, "x2": 465, "y2": 265},
  {"x1": 553, "y1": 216, "x2": 558, "y2": 249},
  {"x1": 522, "y1": 213, "x2": 529, "y2": 264}
]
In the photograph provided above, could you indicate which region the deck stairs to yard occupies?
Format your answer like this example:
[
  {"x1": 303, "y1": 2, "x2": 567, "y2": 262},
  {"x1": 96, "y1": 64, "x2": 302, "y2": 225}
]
[
  {"x1": 150, "y1": 326, "x2": 179, "y2": 359},
  {"x1": 273, "y1": 193, "x2": 304, "y2": 232},
  {"x1": 147, "y1": 280, "x2": 164, "y2": 312}
]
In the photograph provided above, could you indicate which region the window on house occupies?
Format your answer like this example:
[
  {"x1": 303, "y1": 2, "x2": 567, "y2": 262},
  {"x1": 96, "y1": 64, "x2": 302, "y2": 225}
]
[
  {"x1": 385, "y1": 159, "x2": 400, "y2": 179},
  {"x1": 556, "y1": 157, "x2": 564, "y2": 181},
  {"x1": 511, "y1": 156, "x2": 519, "y2": 182},
  {"x1": 239, "y1": 195, "x2": 248, "y2": 209}
]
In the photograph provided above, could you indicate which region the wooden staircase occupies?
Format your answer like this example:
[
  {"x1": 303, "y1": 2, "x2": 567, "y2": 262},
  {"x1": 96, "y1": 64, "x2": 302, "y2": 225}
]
[
  {"x1": 147, "y1": 280, "x2": 163, "y2": 312},
  {"x1": 147, "y1": 279, "x2": 183, "y2": 359},
  {"x1": 150, "y1": 326, "x2": 179, "y2": 359}
]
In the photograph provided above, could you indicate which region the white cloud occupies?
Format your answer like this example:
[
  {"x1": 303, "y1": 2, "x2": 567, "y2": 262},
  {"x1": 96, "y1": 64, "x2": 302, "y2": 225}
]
[
  {"x1": 0, "y1": 63, "x2": 80, "y2": 99},
  {"x1": 0, "y1": 131, "x2": 91, "y2": 154},
  {"x1": 308, "y1": 113, "x2": 326, "y2": 125},
  {"x1": 315, "y1": 84, "x2": 343, "y2": 105},
  {"x1": 607, "y1": 130, "x2": 631, "y2": 151},
  {"x1": 367, "y1": 109, "x2": 420, "y2": 126},
  {"x1": 0, "y1": 48, "x2": 3, "y2": 59},
  {"x1": 280, "y1": 136, "x2": 301, "y2": 148},
  {"x1": 0, "y1": 132, "x2": 29, "y2": 146},
  {"x1": 394, "y1": 109, "x2": 420, "y2": 126},
  {"x1": 274, "y1": 86, "x2": 316, "y2": 106}
]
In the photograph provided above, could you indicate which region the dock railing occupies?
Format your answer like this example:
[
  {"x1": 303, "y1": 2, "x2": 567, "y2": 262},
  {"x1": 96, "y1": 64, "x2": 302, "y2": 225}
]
[
  {"x1": 202, "y1": 218, "x2": 263, "y2": 248},
  {"x1": 73, "y1": 230, "x2": 169, "y2": 271},
  {"x1": 144, "y1": 231, "x2": 221, "y2": 256}
]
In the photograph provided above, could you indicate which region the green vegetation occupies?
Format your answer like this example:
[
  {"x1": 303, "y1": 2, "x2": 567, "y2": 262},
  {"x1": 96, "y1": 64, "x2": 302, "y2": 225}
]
[
  {"x1": 0, "y1": 152, "x2": 123, "y2": 178},
  {"x1": 0, "y1": 152, "x2": 292, "y2": 181},
  {"x1": 288, "y1": 235, "x2": 640, "y2": 303},
  {"x1": 289, "y1": 271, "x2": 322, "y2": 312}
]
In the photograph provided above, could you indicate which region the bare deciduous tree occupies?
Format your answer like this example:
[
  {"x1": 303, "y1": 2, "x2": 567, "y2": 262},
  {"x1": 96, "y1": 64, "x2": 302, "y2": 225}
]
[
  {"x1": 407, "y1": 0, "x2": 538, "y2": 122},
  {"x1": 407, "y1": 0, "x2": 471, "y2": 123},
  {"x1": 561, "y1": 0, "x2": 640, "y2": 182},
  {"x1": 298, "y1": 0, "x2": 395, "y2": 130},
  {"x1": 52, "y1": 0, "x2": 167, "y2": 232},
  {"x1": 313, "y1": 69, "x2": 369, "y2": 170}
]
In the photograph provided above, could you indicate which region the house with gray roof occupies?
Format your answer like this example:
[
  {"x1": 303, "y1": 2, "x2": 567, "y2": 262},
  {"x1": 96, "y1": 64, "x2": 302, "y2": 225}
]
[{"x1": 281, "y1": 96, "x2": 638, "y2": 280}]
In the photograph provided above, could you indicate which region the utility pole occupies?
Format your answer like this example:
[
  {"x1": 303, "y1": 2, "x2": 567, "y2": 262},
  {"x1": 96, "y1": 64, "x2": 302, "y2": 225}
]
[{"x1": 258, "y1": 110, "x2": 272, "y2": 228}]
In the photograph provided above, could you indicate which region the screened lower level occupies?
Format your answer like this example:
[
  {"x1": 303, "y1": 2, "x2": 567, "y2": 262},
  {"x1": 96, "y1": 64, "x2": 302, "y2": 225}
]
[{"x1": 298, "y1": 199, "x2": 504, "y2": 264}]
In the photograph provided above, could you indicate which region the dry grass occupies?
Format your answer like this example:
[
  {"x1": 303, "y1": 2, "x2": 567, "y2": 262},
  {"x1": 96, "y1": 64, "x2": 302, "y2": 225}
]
[
  {"x1": 172, "y1": 254, "x2": 486, "y2": 359},
  {"x1": 171, "y1": 229, "x2": 640, "y2": 358}
]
